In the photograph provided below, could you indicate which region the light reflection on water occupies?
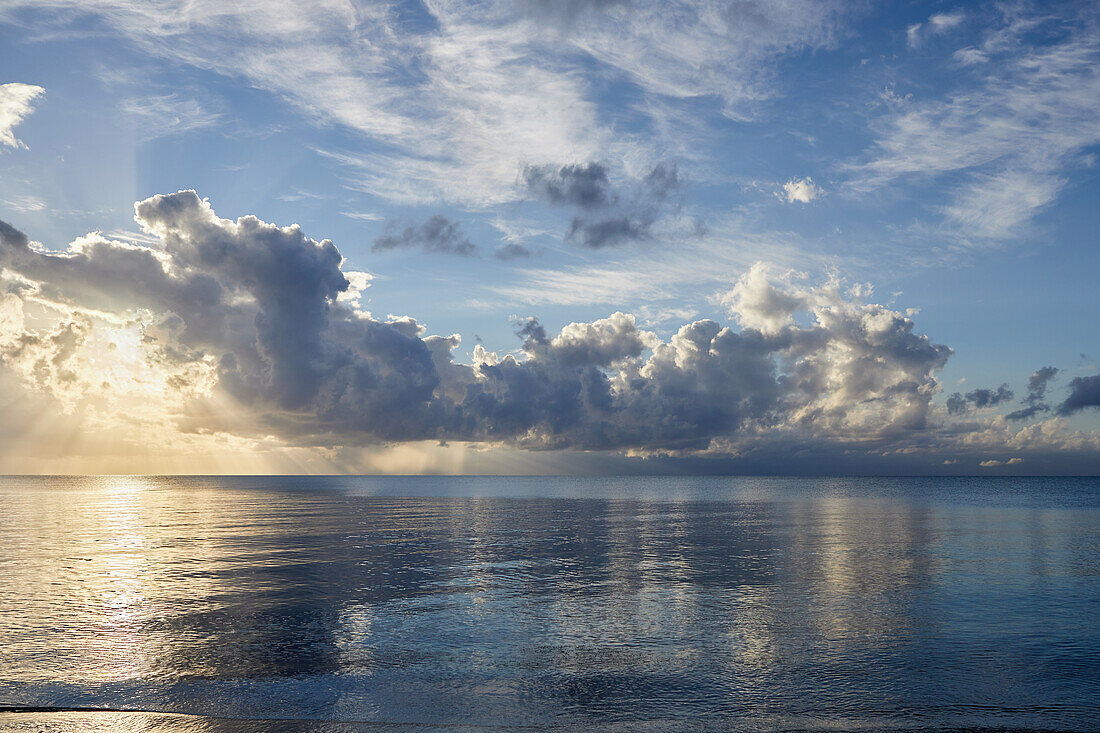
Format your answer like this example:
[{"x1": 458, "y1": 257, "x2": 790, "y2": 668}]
[{"x1": 0, "y1": 476, "x2": 1097, "y2": 731}]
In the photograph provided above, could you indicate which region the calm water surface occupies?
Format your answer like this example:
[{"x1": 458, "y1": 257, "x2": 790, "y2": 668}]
[{"x1": 1, "y1": 476, "x2": 1097, "y2": 731}]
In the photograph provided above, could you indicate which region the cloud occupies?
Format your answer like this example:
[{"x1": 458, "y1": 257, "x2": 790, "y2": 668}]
[
  {"x1": 0, "y1": 1, "x2": 853, "y2": 205},
  {"x1": 1006, "y1": 365, "x2": 1059, "y2": 420},
  {"x1": 853, "y1": 6, "x2": 1100, "y2": 241},
  {"x1": 3, "y1": 195, "x2": 47, "y2": 213},
  {"x1": 340, "y1": 211, "x2": 382, "y2": 222},
  {"x1": 485, "y1": 214, "x2": 829, "y2": 308},
  {"x1": 372, "y1": 216, "x2": 476, "y2": 256},
  {"x1": 119, "y1": 93, "x2": 221, "y2": 139},
  {"x1": 953, "y1": 47, "x2": 988, "y2": 65},
  {"x1": 1058, "y1": 374, "x2": 1100, "y2": 416},
  {"x1": 1004, "y1": 404, "x2": 1046, "y2": 422},
  {"x1": 941, "y1": 170, "x2": 1063, "y2": 240},
  {"x1": 522, "y1": 161, "x2": 681, "y2": 247},
  {"x1": 0, "y1": 193, "x2": 946, "y2": 455},
  {"x1": 908, "y1": 11, "x2": 965, "y2": 48},
  {"x1": 1027, "y1": 366, "x2": 1060, "y2": 398},
  {"x1": 2, "y1": 193, "x2": 1095, "y2": 471},
  {"x1": 780, "y1": 177, "x2": 823, "y2": 204},
  {"x1": 929, "y1": 12, "x2": 965, "y2": 31},
  {"x1": 494, "y1": 243, "x2": 532, "y2": 260},
  {"x1": 980, "y1": 457, "x2": 1023, "y2": 468},
  {"x1": 523, "y1": 162, "x2": 613, "y2": 210},
  {"x1": 946, "y1": 383, "x2": 1014, "y2": 415},
  {"x1": 0, "y1": 83, "x2": 44, "y2": 150},
  {"x1": 906, "y1": 24, "x2": 923, "y2": 49},
  {"x1": 520, "y1": 0, "x2": 627, "y2": 26},
  {"x1": 907, "y1": 12, "x2": 965, "y2": 48}
]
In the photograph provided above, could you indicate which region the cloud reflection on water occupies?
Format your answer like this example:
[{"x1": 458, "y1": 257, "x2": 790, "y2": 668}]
[{"x1": 1, "y1": 476, "x2": 1097, "y2": 730}]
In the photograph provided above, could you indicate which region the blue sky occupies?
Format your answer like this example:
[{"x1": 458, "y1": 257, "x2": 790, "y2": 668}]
[{"x1": 0, "y1": 0, "x2": 1097, "y2": 473}]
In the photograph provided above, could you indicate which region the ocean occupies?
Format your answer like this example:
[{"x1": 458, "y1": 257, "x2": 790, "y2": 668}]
[{"x1": 1, "y1": 475, "x2": 1097, "y2": 731}]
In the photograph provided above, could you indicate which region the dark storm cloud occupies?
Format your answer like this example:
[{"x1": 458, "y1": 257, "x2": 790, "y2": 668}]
[
  {"x1": 522, "y1": 161, "x2": 681, "y2": 248},
  {"x1": 1006, "y1": 366, "x2": 1059, "y2": 421},
  {"x1": 946, "y1": 383, "x2": 1014, "y2": 415},
  {"x1": 1057, "y1": 374, "x2": 1100, "y2": 416},
  {"x1": 372, "y1": 215, "x2": 476, "y2": 256}
]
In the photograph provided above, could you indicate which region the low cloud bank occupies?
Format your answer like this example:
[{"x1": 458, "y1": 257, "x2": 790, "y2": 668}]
[{"x1": 1, "y1": 192, "x2": 1096, "y2": 469}]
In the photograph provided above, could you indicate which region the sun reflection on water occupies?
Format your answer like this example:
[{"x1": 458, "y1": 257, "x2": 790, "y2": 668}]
[{"x1": 0, "y1": 476, "x2": 1096, "y2": 730}]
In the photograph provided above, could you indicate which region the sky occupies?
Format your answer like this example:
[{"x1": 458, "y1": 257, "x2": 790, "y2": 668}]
[{"x1": 0, "y1": 0, "x2": 1098, "y2": 474}]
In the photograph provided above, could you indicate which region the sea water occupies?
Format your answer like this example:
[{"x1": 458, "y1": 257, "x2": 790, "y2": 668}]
[{"x1": 1, "y1": 475, "x2": 1097, "y2": 731}]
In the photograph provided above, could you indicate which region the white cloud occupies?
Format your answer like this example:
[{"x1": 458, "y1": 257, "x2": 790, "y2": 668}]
[
  {"x1": 941, "y1": 170, "x2": 1063, "y2": 239},
  {"x1": 929, "y1": 12, "x2": 965, "y2": 31},
  {"x1": 906, "y1": 23, "x2": 923, "y2": 48},
  {"x1": 3, "y1": 195, "x2": 47, "y2": 213},
  {"x1": 979, "y1": 457, "x2": 1023, "y2": 467},
  {"x1": 120, "y1": 93, "x2": 221, "y2": 139},
  {"x1": 907, "y1": 11, "x2": 965, "y2": 48},
  {"x1": 0, "y1": 1, "x2": 853, "y2": 206},
  {"x1": 0, "y1": 83, "x2": 44, "y2": 150},
  {"x1": 340, "y1": 211, "x2": 382, "y2": 222},
  {"x1": 550, "y1": 0, "x2": 852, "y2": 120},
  {"x1": 781, "y1": 176, "x2": 823, "y2": 203},
  {"x1": 953, "y1": 47, "x2": 988, "y2": 65},
  {"x1": 721, "y1": 262, "x2": 806, "y2": 334}
]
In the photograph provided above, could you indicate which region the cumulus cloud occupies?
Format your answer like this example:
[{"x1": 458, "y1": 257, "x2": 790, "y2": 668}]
[
  {"x1": 522, "y1": 161, "x2": 681, "y2": 247},
  {"x1": 1, "y1": 193, "x2": 1094, "y2": 470},
  {"x1": 780, "y1": 177, "x2": 823, "y2": 204},
  {"x1": 979, "y1": 457, "x2": 1023, "y2": 468},
  {"x1": 0, "y1": 83, "x2": 44, "y2": 150},
  {"x1": 372, "y1": 215, "x2": 476, "y2": 256}
]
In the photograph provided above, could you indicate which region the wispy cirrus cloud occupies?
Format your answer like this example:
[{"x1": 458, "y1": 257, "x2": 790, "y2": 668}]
[
  {"x1": 0, "y1": 0, "x2": 854, "y2": 206},
  {"x1": 852, "y1": 5, "x2": 1100, "y2": 242},
  {"x1": 907, "y1": 11, "x2": 965, "y2": 48},
  {"x1": 119, "y1": 93, "x2": 222, "y2": 140},
  {"x1": 2, "y1": 194, "x2": 47, "y2": 213},
  {"x1": 484, "y1": 214, "x2": 832, "y2": 308}
]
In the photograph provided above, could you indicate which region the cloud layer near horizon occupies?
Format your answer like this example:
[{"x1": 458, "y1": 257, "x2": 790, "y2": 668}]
[{"x1": 1, "y1": 192, "x2": 1096, "y2": 471}]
